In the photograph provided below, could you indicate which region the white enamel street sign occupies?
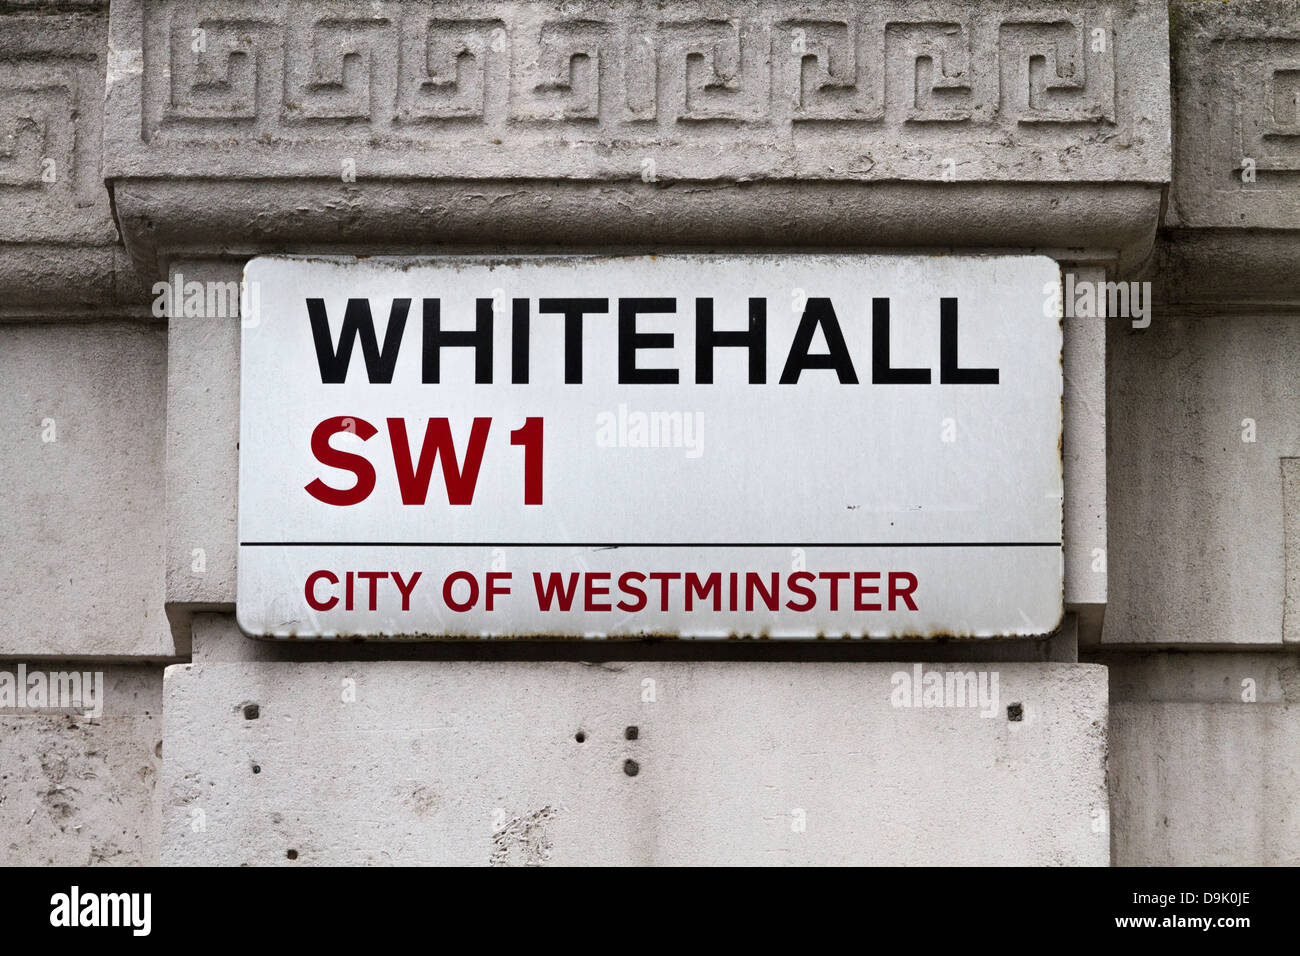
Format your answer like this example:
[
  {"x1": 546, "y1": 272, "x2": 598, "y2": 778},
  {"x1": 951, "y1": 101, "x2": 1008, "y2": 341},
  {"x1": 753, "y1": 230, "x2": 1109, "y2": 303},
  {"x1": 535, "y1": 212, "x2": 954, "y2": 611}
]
[{"x1": 237, "y1": 254, "x2": 1063, "y2": 639}]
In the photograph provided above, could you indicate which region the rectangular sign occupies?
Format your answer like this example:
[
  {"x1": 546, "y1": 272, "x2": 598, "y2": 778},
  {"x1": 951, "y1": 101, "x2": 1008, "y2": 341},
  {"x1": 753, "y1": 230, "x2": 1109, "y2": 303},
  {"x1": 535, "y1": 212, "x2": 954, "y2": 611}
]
[{"x1": 237, "y1": 254, "x2": 1063, "y2": 639}]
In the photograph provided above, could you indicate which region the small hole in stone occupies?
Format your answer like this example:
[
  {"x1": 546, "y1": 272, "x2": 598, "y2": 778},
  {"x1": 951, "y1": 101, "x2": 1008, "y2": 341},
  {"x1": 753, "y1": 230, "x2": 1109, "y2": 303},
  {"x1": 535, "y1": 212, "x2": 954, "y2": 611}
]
[
  {"x1": 624, "y1": 726, "x2": 639, "y2": 740},
  {"x1": 252, "y1": 764, "x2": 261, "y2": 774},
  {"x1": 243, "y1": 703, "x2": 260, "y2": 720},
  {"x1": 1007, "y1": 703, "x2": 1024, "y2": 722},
  {"x1": 623, "y1": 759, "x2": 640, "y2": 777},
  {"x1": 574, "y1": 731, "x2": 586, "y2": 743},
  {"x1": 286, "y1": 849, "x2": 298, "y2": 860}
]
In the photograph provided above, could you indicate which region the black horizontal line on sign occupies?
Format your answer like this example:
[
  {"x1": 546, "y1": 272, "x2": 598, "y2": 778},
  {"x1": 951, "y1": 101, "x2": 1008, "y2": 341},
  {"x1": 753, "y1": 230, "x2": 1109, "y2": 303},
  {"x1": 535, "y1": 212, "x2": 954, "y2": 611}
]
[{"x1": 239, "y1": 541, "x2": 1063, "y2": 548}]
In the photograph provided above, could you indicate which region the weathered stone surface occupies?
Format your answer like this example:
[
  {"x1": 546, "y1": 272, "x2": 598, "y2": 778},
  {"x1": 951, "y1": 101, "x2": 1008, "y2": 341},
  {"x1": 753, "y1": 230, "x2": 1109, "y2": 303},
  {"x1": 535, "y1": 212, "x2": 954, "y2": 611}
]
[
  {"x1": 0, "y1": 320, "x2": 179, "y2": 658},
  {"x1": 163, "y1": 262, "x2": 240, "y2": 643},
  {"x1": 1105, "y1": 312, "x2": 1300, "y2": 645},
  {"x1": 0, "y1": 665, "x2": 163, "y2": 866},
  {"x1": 1107, "y1": 652, "x2": 1300, "y2": 865},
  {"x1": 1063, "y1": 266, "x2": 1107, "y2": 639},
  {"x1": 162, "y1": 653, "x2": 1109, "y2": 865}
]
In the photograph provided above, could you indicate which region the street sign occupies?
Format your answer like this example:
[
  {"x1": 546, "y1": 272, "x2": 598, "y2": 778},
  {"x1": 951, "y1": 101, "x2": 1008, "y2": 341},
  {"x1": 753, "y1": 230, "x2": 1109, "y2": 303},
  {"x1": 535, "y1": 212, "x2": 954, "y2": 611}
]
[{"x1": 237, "y1": 254, "x2": 1062, "y2": 639}]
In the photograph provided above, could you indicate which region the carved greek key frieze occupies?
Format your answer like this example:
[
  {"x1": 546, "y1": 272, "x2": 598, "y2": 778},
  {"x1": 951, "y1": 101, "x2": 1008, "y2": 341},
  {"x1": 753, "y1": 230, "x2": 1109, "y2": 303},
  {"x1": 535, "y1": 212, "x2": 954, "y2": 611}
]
[
  {"x1": 998, "y1": 16, "x2": 1115, "y2": 124},
  {"x1": 0, "y1": 88, "x2": 57, "y2": 187},
  {"x1": 890, "y1": 22, "x2": 974, "y2": 124},
  {"x1": 146, "y1": 2, "x2": 1125, "y2": 136},
  {"x1": 0, "y1": 60, "x2": 105, "y2": 228},
  {"x1": 777, "y1": 19, "x2": 884, "y2": 123},
  {"x1": 1231, "y1": 41, "x2": 1300, "y2": 178},
  {"x1": 1169, "y1": 1, "x2": 1298, "y2": 228},
  {"x1": 512, "y1": 18, "x2": 609, "y2": 122},
  {"x1": 398, "y1": 17, "x2": 506, "y2": 122},
  {"x1": 283, "y1": 16, "x2": 389, "y2": 123},
  {"x1": 104, "y1": 0, "x2": 1165, "y2": 188},
  {"x1": 164, "y1": 15, "x2": 268, "y2": 122}
]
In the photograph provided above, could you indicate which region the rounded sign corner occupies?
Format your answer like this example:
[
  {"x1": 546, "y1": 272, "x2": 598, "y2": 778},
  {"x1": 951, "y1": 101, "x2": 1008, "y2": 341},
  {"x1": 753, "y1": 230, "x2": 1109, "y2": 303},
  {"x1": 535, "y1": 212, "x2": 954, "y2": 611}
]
[{"x1": 234, "y1": 606, "x2": 271, "y2": 641}]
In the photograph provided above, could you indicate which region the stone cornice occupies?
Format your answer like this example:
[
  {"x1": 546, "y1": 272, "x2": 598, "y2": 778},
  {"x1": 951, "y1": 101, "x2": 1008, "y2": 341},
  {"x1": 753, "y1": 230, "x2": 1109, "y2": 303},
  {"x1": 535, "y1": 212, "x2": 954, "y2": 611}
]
[
  {"x1": 1167, "y1": 0, "x2": 1300, "y2": 232},
  {"x1": 0, "y1": 1, "x2": 144, "y2": 313},
  {"x1": 7, "y1": 1, "x2": 1298, "y2": 311},
  {"x1": 101, "y1": 0, "x2": 1172, "y2": 279},
  {"x1": 1158, "y1": 0, "x2": 1300, "y2": 307}
]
